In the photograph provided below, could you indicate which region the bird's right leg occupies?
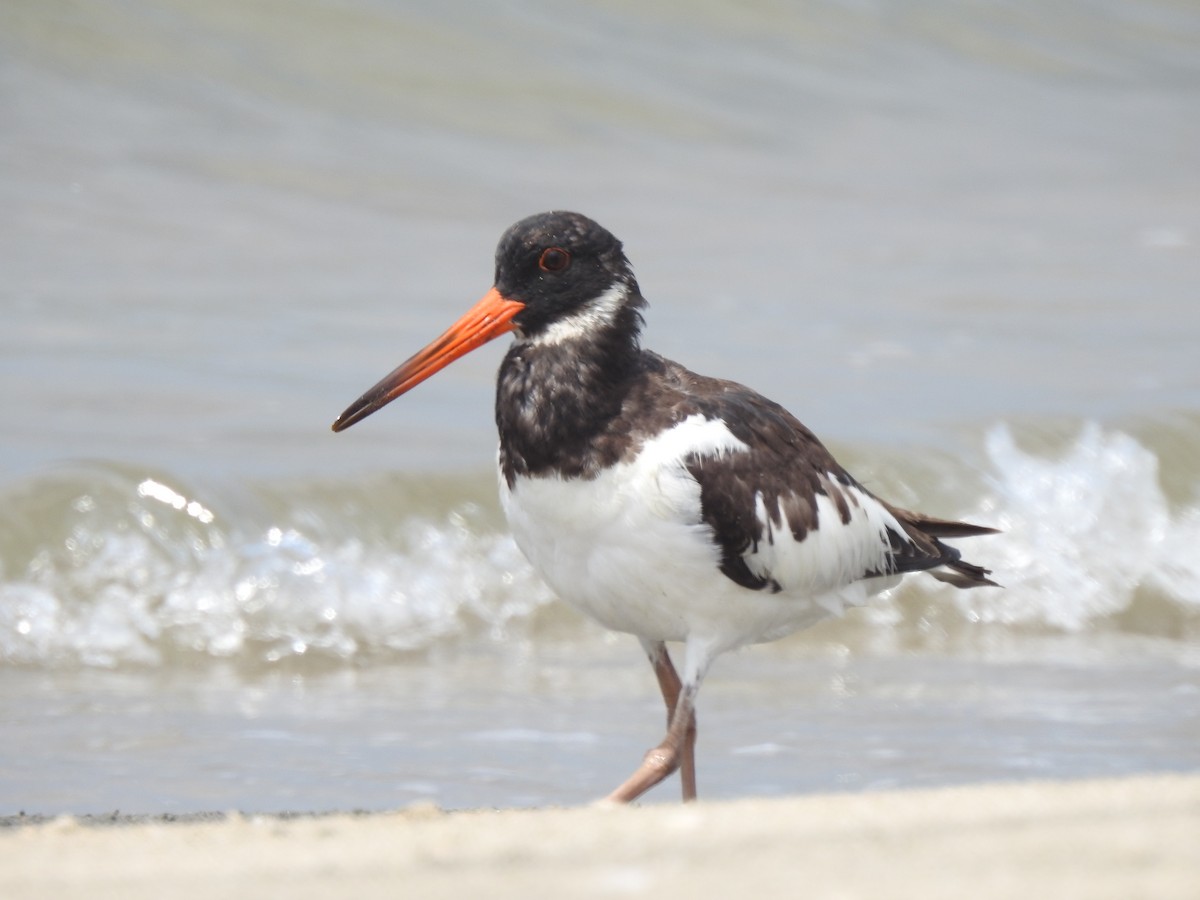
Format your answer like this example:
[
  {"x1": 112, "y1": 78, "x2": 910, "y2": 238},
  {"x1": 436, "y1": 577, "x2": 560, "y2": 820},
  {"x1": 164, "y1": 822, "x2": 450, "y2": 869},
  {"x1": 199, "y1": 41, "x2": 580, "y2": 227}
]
[
  {"x1": 647, "y1": 640, "x2": 698, "y2": 801},
  {"x1": 604, "y1": 640, "x2": 699, "y2": 804}
]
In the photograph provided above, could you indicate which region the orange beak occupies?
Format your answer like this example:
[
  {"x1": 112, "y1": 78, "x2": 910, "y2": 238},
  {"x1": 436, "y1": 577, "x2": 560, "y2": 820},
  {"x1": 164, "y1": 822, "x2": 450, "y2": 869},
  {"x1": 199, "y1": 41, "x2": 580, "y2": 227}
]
[{"x1": 332, "y1": 287, "x2": 524, "y2": 432}]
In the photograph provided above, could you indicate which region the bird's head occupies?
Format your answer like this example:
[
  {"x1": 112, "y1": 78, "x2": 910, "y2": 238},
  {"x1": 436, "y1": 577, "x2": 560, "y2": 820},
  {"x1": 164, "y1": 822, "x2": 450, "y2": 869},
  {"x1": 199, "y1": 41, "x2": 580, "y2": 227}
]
[{"x1": 332, "y1": 211, "x2": 642, "y2": 432}]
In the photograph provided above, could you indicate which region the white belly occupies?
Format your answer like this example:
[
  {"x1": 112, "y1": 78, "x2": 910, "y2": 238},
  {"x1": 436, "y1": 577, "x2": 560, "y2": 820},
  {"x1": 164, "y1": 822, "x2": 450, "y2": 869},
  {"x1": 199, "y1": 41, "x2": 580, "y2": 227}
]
[{"x1": 498, "y1": 416, "x2": 894, "y2": 654}]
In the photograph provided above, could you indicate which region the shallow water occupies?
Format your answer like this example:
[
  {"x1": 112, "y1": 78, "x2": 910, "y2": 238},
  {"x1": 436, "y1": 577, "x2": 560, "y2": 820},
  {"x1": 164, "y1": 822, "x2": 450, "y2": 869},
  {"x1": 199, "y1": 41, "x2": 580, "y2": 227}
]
[
  {"x1": 2, "y1": 0, "x2": 1199, "y2": 813},
  {"x1": 3, "y1": 642, "x2": 1197, "y2": 814}
]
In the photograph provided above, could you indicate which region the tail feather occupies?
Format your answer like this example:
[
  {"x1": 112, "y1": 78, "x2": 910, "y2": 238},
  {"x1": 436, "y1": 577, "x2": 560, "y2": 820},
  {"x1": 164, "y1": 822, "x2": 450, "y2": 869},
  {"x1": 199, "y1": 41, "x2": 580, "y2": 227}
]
[
  {"x1": 899, "y1": 510, "x2": 1000, "y2": 539},
  {"x1": 885, "y1": 504, "x2": 1000, "y2": 590},
  {"x1": 929, "y1": 558, "x2": 1000, "y2": 589}
]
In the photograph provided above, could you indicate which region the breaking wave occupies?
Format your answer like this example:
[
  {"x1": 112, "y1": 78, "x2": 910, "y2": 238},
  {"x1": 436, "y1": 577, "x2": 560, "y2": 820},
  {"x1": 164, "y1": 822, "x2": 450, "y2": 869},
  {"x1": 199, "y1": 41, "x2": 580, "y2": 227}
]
[{"x1": 2, "y1": 421, "x2": 1197, "y2": 668}]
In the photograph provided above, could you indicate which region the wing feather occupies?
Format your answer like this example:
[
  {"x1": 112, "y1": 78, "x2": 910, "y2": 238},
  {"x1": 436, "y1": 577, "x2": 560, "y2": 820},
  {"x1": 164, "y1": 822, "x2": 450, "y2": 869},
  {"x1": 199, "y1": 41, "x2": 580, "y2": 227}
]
[{"x1": 653, "y1": 359, "x2": 997, "y2": 592}]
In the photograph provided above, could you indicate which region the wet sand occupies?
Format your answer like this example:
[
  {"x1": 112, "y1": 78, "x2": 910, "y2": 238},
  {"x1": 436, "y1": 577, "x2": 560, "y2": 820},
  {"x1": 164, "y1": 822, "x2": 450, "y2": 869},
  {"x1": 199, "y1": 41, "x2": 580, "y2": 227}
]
[{"x1": 2, "y1": 773, "x2": 1196, "y2": 899}]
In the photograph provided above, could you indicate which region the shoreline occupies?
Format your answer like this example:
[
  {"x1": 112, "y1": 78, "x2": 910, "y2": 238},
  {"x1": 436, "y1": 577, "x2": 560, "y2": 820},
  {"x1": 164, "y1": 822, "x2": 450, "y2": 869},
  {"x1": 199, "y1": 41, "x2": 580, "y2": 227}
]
[{"x1": 2, "y1": 773, "x2": 1197, "y2": 899}]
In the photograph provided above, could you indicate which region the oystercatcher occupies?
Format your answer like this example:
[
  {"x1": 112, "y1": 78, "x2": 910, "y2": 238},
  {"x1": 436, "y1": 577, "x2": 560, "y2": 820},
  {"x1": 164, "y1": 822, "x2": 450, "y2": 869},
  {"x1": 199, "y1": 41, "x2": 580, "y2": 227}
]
[{"x1": 333, "y1": 211, "x2": 997, "y2": 803}]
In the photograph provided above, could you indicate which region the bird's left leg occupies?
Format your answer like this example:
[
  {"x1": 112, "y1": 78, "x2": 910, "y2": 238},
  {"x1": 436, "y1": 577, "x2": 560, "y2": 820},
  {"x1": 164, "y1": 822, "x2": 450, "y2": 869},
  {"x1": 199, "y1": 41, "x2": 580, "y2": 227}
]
[
  {"x1": 605, "y1": 678, "x2": 698, "y2": 804},
  {"x1": 605, "y1": 638, "x2": 709, "y2": 804},
  {"x1": 643, "y1": 640, "x2": 697, "y2": 801}
]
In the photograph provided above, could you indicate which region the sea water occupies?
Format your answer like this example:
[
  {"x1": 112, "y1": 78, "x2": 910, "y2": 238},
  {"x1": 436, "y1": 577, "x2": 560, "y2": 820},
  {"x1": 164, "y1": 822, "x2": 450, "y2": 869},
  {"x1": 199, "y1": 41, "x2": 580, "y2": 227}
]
[{"x1": 2, "y1": 0, "x2": 1198, "y2": 813}]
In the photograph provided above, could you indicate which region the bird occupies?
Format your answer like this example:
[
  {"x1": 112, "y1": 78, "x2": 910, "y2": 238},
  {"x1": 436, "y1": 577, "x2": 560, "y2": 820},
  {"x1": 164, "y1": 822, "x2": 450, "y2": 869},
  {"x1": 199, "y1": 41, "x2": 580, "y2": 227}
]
[{"x1": 332, "y1": 210, "x2": 997, "y2": 804}]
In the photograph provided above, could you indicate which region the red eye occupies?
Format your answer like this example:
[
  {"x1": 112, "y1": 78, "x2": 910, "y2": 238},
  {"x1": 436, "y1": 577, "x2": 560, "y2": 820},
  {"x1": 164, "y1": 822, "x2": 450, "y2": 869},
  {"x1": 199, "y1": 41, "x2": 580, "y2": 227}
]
[{"x1": 538, "y1": 247, "x2": 571, "y2": 273}]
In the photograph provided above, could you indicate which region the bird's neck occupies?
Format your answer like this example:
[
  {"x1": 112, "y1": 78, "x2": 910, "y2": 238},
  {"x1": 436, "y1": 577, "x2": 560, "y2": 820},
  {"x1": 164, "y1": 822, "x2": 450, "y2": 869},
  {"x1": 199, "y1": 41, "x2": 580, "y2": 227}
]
[{"x1": 496, "y1": 304, "x2": 644, "y2": 485}]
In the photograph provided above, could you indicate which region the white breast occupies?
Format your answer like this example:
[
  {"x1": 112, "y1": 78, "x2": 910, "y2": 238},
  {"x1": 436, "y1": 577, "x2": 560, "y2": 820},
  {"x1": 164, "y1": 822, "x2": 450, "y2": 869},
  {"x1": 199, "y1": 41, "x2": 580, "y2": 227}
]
[{"x1": 499, "y1": 415, "x2": 901, "y2": 655}]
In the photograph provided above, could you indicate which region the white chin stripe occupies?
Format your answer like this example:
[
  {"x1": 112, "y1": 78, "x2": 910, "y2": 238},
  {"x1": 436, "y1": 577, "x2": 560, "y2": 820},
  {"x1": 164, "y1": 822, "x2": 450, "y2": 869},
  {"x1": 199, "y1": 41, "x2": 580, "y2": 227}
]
[{"x1": 525, "y1": 284, "x2": 626, "y2": 347}]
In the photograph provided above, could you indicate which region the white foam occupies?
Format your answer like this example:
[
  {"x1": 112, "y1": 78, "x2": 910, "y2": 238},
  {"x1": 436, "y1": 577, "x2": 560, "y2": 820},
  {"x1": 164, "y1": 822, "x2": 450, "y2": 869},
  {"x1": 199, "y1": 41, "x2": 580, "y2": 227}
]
[
  {"x1": 3, "y1": 422, "x2": 1199, "y2": 668},
  {"x1": 0, "y1": 483, "x2": 555, "y2": 667},
  {"x1": 941, "y1": 422, "x2": 1200, "y2": 631}
]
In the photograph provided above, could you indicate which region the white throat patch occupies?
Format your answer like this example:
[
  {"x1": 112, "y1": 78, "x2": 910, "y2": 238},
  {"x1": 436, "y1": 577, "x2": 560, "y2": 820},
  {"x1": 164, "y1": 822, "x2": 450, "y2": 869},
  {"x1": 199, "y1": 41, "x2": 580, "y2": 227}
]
[{"x1": 524, "y1": 284, "x2": 627, "y2": 347}]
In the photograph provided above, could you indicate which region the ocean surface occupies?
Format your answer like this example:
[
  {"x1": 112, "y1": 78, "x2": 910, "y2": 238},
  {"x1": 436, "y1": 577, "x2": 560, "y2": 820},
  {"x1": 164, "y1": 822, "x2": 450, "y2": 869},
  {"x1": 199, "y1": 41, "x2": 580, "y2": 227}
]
[{"x1": 2, "y1": 0, "x2": 1199, "y2": 814}]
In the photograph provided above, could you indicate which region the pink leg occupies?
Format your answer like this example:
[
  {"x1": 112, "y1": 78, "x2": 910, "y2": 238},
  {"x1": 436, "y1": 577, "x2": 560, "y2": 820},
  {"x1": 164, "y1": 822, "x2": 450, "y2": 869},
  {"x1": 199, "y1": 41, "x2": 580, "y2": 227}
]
[{"x1": 605, "y1": 641, "x2": 699, "y2": 803}]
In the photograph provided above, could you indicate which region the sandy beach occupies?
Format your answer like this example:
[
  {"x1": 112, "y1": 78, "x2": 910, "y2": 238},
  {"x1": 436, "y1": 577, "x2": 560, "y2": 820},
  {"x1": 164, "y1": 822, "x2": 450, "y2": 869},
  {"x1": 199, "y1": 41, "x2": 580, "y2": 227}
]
[{"x1": 2, "y1": 773, "x2": 1196, "y2": 899}]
